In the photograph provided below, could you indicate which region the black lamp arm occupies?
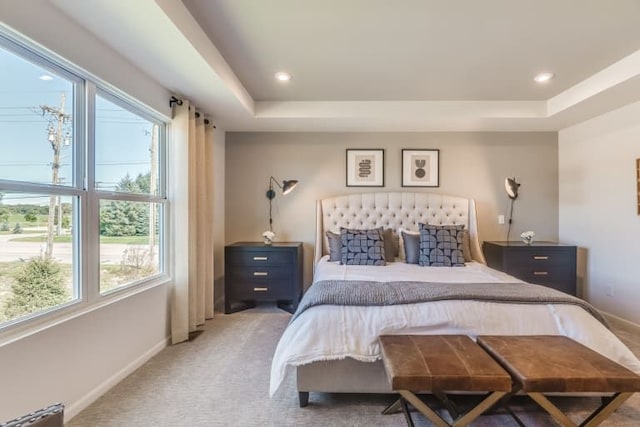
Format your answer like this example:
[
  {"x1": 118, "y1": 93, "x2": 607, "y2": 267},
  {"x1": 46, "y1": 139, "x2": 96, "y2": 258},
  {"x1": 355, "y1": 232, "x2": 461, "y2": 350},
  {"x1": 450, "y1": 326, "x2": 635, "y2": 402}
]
[{"x1": 270, "y1": 176, "x2": 284, "y2": 190}]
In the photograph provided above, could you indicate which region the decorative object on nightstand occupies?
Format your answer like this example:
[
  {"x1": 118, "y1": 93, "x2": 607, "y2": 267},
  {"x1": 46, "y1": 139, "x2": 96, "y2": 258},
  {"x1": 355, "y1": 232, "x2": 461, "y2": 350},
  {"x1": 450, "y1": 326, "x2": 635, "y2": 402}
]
[
  {"x1": 504, "y1": 176, "x2": 520, "y2": 242},
  {"x1": 224, "y1": 242, "x2": 303, "y2": 314},
  {"x1": 483, "y1": 241, "x2": 577, "y2": 296},
  {"x1": 520, "y1": 230, "x2": 535, "y2": 245},
  {"x1": 266, "y1": 176, "x2": 298, "y2": 232},
  {"x1": 262, "y1": 230, "x2": 275, "y2": 245}
]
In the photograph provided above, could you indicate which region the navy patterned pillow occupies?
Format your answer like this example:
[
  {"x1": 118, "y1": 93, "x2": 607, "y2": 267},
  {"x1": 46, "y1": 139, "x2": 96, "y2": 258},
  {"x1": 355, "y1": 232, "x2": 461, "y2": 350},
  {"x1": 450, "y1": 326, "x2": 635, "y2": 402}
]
[
  {"x1": 418, "y1": 223, "x2": 465, "y2": 267},
  {"x1": 340, "y1": 228, "x2": 386, "y2": 266}
]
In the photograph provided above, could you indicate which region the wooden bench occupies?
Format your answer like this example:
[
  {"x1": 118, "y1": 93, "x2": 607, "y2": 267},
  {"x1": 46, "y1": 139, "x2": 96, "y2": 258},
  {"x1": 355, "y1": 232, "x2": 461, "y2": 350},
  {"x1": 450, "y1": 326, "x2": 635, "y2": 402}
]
[
  {"x1": 379, "y1": 334, "x2": 513, "y2": 427},
  {"x1": 477, "y1": 335, "x2": 640, "y2": 427}
]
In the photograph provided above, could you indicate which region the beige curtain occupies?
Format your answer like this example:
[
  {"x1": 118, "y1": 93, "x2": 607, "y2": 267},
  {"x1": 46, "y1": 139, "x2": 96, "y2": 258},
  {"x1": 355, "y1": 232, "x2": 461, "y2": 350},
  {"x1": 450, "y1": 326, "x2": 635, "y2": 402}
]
[{"x1": 170, "y1": 99, "x2": 215, "y2": 344}]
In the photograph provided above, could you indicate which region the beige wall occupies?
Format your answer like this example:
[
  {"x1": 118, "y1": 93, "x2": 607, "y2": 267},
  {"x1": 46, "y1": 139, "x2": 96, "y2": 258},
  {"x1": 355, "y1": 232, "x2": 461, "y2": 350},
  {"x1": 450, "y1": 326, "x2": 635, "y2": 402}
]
[
  {"x1": 559, "y1": 101, "x2": 640, "y2": 325},
  {"x1": 226, "y1": 132, "x2": 558, "y2": 286}
]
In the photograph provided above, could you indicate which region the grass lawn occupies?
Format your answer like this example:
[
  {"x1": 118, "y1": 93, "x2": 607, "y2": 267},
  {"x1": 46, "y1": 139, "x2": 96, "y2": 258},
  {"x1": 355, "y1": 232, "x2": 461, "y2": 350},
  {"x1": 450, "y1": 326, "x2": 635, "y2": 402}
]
[{"x1": 0, "y1": 230, "x2": 42, "y2": 235}]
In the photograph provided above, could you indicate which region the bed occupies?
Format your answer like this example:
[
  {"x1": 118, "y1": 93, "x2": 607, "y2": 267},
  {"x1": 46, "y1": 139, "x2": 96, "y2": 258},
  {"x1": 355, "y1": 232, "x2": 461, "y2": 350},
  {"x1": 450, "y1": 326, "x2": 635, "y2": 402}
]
[{"x1": 269, "y1": 192, "x2": 640, "y2": 406}]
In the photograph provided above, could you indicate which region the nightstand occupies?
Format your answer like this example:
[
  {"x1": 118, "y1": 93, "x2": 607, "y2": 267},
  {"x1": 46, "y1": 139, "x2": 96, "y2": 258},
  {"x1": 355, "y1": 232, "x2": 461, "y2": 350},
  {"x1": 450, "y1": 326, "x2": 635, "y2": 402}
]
[
  {"x1": 483, "y1": 241, "x2": 577, "y2": 296},
  {"x1": 224, "y1": 242, "x2": 303, "y2": 314}
]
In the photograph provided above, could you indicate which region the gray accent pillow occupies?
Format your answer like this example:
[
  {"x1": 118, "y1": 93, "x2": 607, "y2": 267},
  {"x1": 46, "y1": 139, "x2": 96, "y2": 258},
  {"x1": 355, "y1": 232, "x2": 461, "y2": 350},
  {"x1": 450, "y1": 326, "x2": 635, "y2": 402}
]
[
  {"x1": 462, "y1": 229, "x2": 472, "y2": 262},
  {"x1": 340, "y1": 227, "x2": 386, "y2": 266},
  {"x1": 401, "y1": 231, "x2": 420, "y2": 264},
  {"x1": 418, "y1": 223, "x2": 465, "y2": 267},
  {"x1": 326, "y1": 231, "x2": 342, "y2": 262},
  {"x1": 381, "y1": 228, "x2": 399, "y2": 261}
]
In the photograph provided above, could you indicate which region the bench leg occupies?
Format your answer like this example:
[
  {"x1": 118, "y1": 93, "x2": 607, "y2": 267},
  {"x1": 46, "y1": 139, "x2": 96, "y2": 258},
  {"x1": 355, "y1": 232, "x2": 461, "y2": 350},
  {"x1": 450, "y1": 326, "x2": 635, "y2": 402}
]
[
  {"x1": 529, "y1": 392, "x2": 577, "y2": 427},
  {"x1": 530, "y1": 392, "x2": 634, "y2": 427},
  {"x1": 397, "y1": 390, "x2": 508, "y2": 427},
  {"x1": 581, "y1": 392, "x2": 633, "y2": 427},
  {"x1": 400, "y1": 391, "x2": 450, "y2": 427},
  {"x1": 452, "y1": 391, "x2": 507, "y2": 427}
]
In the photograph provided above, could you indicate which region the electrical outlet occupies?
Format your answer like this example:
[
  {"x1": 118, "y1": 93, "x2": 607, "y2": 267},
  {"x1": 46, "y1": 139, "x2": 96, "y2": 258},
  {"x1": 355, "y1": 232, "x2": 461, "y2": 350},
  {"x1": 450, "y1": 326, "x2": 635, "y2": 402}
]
[
  {"x1": 605, "y1": 285, "x2": 614, "y2": 297},
  {"x1": 498, "y1": 215, "x2": 505, "y2": 225}
]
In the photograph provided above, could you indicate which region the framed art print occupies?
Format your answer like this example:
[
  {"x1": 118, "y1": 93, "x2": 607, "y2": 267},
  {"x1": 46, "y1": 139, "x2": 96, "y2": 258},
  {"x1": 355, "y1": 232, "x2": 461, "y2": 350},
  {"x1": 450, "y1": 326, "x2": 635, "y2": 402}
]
[
  {"x1": 402, "y1": 149, "x2": 439, "y2": 187},
  {"x1": 346, "y1": 149, "x2": 384, "y2": 187}
]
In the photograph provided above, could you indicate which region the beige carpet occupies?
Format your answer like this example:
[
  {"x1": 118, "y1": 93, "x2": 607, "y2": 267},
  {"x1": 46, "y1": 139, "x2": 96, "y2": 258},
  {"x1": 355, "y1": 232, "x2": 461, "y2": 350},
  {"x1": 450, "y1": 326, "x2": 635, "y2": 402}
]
[{"x1": 67, "y1": 305, "x2": 640, "y2": 426}]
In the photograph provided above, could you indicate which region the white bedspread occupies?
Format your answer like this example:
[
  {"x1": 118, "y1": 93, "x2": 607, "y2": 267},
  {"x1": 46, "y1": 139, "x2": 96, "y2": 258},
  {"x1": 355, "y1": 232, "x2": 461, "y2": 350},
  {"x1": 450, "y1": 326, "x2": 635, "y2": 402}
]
[{"x1": 269, "y1": 257, "x2": 640, "y2": 396}]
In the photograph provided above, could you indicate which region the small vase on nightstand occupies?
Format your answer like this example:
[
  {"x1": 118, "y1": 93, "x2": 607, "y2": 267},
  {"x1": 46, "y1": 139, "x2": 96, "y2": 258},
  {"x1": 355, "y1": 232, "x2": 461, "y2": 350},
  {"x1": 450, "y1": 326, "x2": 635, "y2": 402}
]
[
  {"x1": 520, "y1": 231, "x2": 535, "y2": 245},
  {"x1": 262, "y1": 230, "x2": 275, "y2": 245}
]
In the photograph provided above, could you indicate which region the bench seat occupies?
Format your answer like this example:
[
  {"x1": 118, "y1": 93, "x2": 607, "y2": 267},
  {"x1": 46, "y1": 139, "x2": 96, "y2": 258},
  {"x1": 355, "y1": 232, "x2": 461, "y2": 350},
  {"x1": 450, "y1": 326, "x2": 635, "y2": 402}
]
[
  {"x1": 478, "y1": 335, "x2": 640, "y2": 427},
  {"x1": 379, "y1": 334, "x2": 512, "y2": 427}
]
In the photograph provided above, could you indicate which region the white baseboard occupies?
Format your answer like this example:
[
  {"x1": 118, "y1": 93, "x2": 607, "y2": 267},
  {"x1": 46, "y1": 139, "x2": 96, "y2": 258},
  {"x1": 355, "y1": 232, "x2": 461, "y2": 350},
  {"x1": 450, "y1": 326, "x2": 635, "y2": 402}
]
[
  {"x1": 601, "y1": 310, "x2": 640, "y2": 331},
  {"x1": 64, "y1": 336, "x2": 170, "y2": 422}
]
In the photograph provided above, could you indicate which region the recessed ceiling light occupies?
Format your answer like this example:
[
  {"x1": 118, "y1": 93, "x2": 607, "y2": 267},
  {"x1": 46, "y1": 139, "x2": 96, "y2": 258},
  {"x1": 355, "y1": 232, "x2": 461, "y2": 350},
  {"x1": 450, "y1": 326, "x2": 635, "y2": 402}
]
[
  {"x1": 39, "y1": 74, "x2": 54, "y2": 81},
  {"x1": 275, "y1": 71, "x2": 292, "y2": 82},
  {"x1": 534, "y1": 72, "x2": 554, "y2": 83}
]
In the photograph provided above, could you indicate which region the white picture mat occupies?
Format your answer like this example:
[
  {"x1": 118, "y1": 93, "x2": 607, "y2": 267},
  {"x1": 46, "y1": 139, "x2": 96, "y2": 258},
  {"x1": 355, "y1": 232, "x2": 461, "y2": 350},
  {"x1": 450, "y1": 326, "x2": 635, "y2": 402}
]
[
  {"x1": 402, "y1": 149, "x2": 439, "y2": 187},
  {"x1": 346, "y1": 149, "x2": 384, "y2": 186}
]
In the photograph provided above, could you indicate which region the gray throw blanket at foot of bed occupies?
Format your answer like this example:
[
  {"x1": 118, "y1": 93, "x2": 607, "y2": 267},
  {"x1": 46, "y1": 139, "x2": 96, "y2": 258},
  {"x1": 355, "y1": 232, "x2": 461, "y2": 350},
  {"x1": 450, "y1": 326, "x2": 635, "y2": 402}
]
[{"x1": 290, "y1": 280, "x2": 607, "y2": 327}]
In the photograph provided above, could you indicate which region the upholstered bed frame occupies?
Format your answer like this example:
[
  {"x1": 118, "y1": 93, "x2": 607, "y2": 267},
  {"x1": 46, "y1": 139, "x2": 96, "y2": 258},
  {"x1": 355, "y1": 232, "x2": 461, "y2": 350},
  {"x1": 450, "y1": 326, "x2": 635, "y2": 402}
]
[
  {"x1": 314, "y1": 192, "x2": 485, "y2": 265},
  {"x1": 297, "y1": 191, "x2": 485, "y2": 406}
]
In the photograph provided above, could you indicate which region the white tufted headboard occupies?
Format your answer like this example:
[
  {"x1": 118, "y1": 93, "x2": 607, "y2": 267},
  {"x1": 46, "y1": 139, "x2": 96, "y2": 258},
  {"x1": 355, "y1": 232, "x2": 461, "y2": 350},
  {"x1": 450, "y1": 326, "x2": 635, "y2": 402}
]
[{"x1": 314, "y1": 192, "x2": 486, "y2": 265}]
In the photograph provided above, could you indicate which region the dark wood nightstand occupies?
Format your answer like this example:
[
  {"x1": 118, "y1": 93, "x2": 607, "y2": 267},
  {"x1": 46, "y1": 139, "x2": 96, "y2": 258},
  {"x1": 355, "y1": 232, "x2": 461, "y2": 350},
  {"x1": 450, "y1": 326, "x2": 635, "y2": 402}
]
[
  {"x1": 224, "y1": 242, "x2": 303, "y2": 314},
  {"x1": 483, "y1": 241, "x2": 577, "y2": 296}
]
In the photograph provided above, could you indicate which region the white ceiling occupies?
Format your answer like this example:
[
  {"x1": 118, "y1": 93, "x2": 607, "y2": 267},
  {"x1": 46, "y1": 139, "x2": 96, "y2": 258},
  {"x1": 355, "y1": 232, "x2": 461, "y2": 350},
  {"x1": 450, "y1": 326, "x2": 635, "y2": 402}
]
[{"x1": 51, "y1": 0, "x2": 640, "y2": 132}]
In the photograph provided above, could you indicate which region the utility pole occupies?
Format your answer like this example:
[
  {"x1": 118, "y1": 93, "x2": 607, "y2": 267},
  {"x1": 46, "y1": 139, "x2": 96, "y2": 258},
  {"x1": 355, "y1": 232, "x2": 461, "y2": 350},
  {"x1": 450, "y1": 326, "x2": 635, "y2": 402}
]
[{"x1": 40, "y1": 92, "x2": 71, "y2": 259}]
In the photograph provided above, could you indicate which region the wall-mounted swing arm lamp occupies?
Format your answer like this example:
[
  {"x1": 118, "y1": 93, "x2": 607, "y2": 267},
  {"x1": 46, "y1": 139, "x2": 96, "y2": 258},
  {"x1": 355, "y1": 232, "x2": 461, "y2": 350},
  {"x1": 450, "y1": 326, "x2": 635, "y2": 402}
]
[
  {"x1": 266, "y1": 176, "x2": 299, "y2": 231},
  {"x1": 505, "y1": 177, "x2": 520, "y2": 200},
  {"x1": 504, "y1": 177, "x2": 521, "y2": 242}
]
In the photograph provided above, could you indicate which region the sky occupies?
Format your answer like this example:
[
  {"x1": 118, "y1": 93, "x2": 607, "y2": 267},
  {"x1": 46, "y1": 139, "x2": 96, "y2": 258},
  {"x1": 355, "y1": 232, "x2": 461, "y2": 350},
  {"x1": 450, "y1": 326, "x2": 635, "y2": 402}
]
[{"x1": 0, "y1": 44, "x2": 157, "y2": 205}]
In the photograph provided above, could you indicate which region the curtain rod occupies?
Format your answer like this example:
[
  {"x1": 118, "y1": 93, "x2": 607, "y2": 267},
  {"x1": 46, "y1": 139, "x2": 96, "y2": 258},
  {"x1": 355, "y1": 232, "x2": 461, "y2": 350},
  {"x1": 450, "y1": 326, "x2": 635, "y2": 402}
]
[
  {"x1": 170, "y1": 96, "x2": 216, "y2": 128},
  {"x1": 169, "y1": 95, "x2": 183, "y2": 107}
]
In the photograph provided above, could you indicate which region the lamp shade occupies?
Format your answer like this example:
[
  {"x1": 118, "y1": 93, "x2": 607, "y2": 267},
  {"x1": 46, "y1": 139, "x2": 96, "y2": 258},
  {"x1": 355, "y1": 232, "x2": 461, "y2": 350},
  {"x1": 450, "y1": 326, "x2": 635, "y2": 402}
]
[
  {"x1": 282, "y1": 180, "x2": 298, "y2": 195},
  {"x1": 505, "y1": 177, "x2": 520, "y2": 200}
]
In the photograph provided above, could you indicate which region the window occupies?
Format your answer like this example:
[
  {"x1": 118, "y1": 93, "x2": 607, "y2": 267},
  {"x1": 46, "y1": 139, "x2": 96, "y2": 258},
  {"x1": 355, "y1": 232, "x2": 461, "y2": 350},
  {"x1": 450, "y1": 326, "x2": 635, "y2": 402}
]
[
  {"x1": 95, "y1": 93, "x2": 165, "y2": 293},
  {"x1": 0, "y1": 30, "x2": 167, "y2": 328}
]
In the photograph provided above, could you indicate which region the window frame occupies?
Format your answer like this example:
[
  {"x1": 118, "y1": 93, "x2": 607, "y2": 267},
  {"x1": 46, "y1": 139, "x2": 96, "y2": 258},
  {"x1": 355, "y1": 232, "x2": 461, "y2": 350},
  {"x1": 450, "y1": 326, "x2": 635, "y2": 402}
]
[{"x1": 0, "y1": 27, "x2": 170, "y2": 337}]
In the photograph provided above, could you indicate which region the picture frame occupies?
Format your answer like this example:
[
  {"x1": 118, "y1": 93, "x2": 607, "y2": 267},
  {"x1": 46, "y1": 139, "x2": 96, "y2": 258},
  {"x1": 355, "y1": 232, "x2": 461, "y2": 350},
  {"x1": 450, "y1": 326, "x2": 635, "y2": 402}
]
[
  {"x1": 346, "y1": 149, "x2": 384, "y2": 187},
  {"x1": 402, "y1": 149, "x2": 440, "y2": 187}
]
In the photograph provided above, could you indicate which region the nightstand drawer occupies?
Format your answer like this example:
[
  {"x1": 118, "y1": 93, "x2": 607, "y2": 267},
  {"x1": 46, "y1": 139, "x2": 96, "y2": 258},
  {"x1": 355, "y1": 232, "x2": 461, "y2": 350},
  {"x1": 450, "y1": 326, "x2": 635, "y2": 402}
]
[
  {"x1": 504, "y1": 250, "x2": 573, "y2": 268},
  {"x1": 507, "y1": 265, "x2": 574, "y2": 285},
  {"x1": 227, "y1": 266, "x2": 291, "y2": 281},
  {"x1": 227, "y1": 250, "x2": 292, "y2": 266},
  {"x1": 231, "y1": 280, "x2": 292, "y2": 299}
]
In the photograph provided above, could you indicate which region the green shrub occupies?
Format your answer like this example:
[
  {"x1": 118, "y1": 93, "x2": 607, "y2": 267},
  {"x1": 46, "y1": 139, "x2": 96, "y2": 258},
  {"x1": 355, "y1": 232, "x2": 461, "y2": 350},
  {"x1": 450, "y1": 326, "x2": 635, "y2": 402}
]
[
  {"x1": 0, "y1": 222, "x2": 9, "y2": 232},
  {"x1": 24, "y1": 211, "x2": 38, "y2": 223},
  {"x1": 3, "y1": 256, "x2": 69, "y2": 320}
]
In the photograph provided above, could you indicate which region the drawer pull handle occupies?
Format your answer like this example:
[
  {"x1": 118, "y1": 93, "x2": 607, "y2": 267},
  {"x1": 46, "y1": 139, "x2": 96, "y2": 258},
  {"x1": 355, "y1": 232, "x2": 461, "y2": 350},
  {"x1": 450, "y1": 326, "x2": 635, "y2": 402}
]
[
  {"x1": 533, "y1": 271, "x2": 548, "y2": 276},
  {"x1": 533, "y1": 256, "x2": 549, "y2": 260},
  {"x1": 253, "y1": 272, "x2": 268, "y2": 276},
  {"x1": 253, "y1": 287, "x2": 268, "y2": 292},
  {"x1": 253, "y1": 256, "x2": 268, "y2": 261}
]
